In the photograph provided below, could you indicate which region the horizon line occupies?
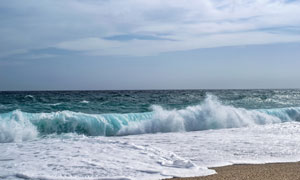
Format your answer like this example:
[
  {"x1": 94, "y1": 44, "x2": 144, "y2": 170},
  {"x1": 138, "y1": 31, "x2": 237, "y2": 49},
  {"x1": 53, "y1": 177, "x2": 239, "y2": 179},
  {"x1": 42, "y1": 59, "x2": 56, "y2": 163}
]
[{"x1": 1, "y1": 88, "x2": 299, "y2": 92}]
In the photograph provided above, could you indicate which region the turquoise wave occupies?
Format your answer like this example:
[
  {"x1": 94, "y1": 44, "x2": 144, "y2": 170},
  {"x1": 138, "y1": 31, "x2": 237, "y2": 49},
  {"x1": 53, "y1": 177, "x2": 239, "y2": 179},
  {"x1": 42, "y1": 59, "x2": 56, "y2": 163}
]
[{"x1": 1, "y1": 95, "x2": 300, "y2": 143}]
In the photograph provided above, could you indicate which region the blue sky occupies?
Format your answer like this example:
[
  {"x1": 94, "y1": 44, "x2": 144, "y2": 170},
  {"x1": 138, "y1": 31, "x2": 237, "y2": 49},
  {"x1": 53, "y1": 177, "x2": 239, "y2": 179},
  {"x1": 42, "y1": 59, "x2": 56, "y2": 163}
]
[{"x1": 0, "y1": 0, "x2": 300, "y2": 90}]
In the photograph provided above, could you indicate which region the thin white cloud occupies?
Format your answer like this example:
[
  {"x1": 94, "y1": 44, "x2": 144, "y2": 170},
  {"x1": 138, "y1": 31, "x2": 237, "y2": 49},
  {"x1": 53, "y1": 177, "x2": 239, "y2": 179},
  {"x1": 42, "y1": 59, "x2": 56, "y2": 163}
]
[
  {"x1": 57, "y1": 32, "x2": 300, "y2": 57},
  {"x1": 56, "y1": 38, "x2": 123, "y2": 51}
]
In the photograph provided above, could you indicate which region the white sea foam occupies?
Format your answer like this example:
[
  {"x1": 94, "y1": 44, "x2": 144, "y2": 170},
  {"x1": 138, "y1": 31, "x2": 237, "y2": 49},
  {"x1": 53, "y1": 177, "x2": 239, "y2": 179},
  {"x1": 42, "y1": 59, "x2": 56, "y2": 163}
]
[
  {"x1": 118, "y1": 95, "x2": 288, "y2": 135},
  {"x1": 1, "y1": 122, "x2": 300, "y2": 180},
  {"x1": 25, "y1": 95, "x2": 34, "y2": 99},
  {"x1": 0, "y1": 110, "x2": 38, "y2": 143},
  {"x1": 48, "y1": 102, "x2": 63, "y2": 106},
  {"x1": 80, "y1": 100, "x2": 89, "y2": 104}
]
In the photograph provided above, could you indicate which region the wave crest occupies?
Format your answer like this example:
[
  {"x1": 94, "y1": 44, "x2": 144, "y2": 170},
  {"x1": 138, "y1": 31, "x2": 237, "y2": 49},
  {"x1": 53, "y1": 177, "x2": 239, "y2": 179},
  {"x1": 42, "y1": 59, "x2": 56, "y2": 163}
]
[
  {"x1": 0, "y1": 110, "x2": 38, "y2": 143},
  {"x1": 118, "y1": 95, "x2": 283, "y2": 135},
  {"x1": 1, "y1": 95, "x2": 300, "y2": 143}
]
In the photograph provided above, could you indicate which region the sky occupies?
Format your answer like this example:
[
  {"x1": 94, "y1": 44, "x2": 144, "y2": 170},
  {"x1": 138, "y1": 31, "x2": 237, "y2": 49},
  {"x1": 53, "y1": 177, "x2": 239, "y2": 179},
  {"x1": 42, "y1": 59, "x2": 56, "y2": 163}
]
[{"x1": 0, "y1": 0, "x2": 300, "y2": 90}]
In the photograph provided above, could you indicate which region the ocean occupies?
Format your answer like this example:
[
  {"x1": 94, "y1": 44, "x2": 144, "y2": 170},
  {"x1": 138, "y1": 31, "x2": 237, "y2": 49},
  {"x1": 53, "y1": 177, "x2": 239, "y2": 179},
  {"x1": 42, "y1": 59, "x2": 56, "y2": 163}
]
[{"x1": 1, "y1": 89, "x2": 300, "y2": 179}]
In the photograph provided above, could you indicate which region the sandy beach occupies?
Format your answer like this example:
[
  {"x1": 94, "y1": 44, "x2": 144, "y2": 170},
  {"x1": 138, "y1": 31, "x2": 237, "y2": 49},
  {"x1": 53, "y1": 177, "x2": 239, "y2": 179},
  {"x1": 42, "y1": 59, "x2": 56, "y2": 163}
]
[{"x1": 169, "y1": 162, "x2": 300, "y2": 180}]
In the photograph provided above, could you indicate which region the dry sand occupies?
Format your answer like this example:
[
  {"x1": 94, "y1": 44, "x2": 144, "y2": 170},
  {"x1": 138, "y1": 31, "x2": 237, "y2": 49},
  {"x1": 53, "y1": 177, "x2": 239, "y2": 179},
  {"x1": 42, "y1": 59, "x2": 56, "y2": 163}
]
[{"x1": 168, "y1": 162, "x2": 300, "y2": 180}]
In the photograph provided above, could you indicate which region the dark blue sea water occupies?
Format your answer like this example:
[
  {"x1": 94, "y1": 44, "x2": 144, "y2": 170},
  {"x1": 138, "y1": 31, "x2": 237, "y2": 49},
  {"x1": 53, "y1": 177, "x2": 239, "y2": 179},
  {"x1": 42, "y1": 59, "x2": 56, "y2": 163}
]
[{"x1": 1, "y1": 89, "x2": 300, "y2": 114}]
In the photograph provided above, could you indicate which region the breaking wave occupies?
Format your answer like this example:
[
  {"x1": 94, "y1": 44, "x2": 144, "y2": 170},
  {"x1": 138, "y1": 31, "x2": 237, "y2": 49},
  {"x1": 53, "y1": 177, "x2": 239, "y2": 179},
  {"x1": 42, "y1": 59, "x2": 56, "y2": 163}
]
[{"x1": 1, "y1": 95, "x2": 300, "y2": 143}]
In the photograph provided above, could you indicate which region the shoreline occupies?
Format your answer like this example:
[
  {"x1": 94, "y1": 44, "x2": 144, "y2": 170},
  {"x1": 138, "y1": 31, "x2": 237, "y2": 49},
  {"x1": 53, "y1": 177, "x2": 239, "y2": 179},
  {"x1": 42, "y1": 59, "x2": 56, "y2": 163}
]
[{"x1": 168, "y1": 162, "x2": 300, "y2": 180}]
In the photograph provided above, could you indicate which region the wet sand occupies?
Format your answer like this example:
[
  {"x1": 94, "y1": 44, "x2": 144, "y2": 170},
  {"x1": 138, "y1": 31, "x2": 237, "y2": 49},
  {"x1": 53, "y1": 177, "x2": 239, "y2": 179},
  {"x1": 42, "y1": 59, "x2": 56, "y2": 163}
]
[{"x1": 168, "y1": 162, "x2": 300, "y2": 180}]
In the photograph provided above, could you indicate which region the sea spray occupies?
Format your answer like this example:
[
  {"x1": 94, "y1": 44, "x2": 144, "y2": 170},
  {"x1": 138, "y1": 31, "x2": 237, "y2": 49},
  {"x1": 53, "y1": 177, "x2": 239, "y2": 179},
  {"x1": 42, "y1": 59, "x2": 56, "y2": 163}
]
[
  {"x1": 118, "y1": 95, "x2": 283, "y2": 135},
  {"x1": 0, "y1": 110, "x2": 38, "y2": 143}
]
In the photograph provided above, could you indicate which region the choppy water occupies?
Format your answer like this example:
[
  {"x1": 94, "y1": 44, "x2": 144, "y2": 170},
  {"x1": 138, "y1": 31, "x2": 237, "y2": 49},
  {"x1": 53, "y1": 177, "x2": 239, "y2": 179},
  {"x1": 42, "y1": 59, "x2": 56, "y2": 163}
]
[
  {"x1": 1, "y1": 89, "x2": 300, "y2": 180},
  {"x1": 1, "y1": 89, "x2": 300, "y2": 114}
]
